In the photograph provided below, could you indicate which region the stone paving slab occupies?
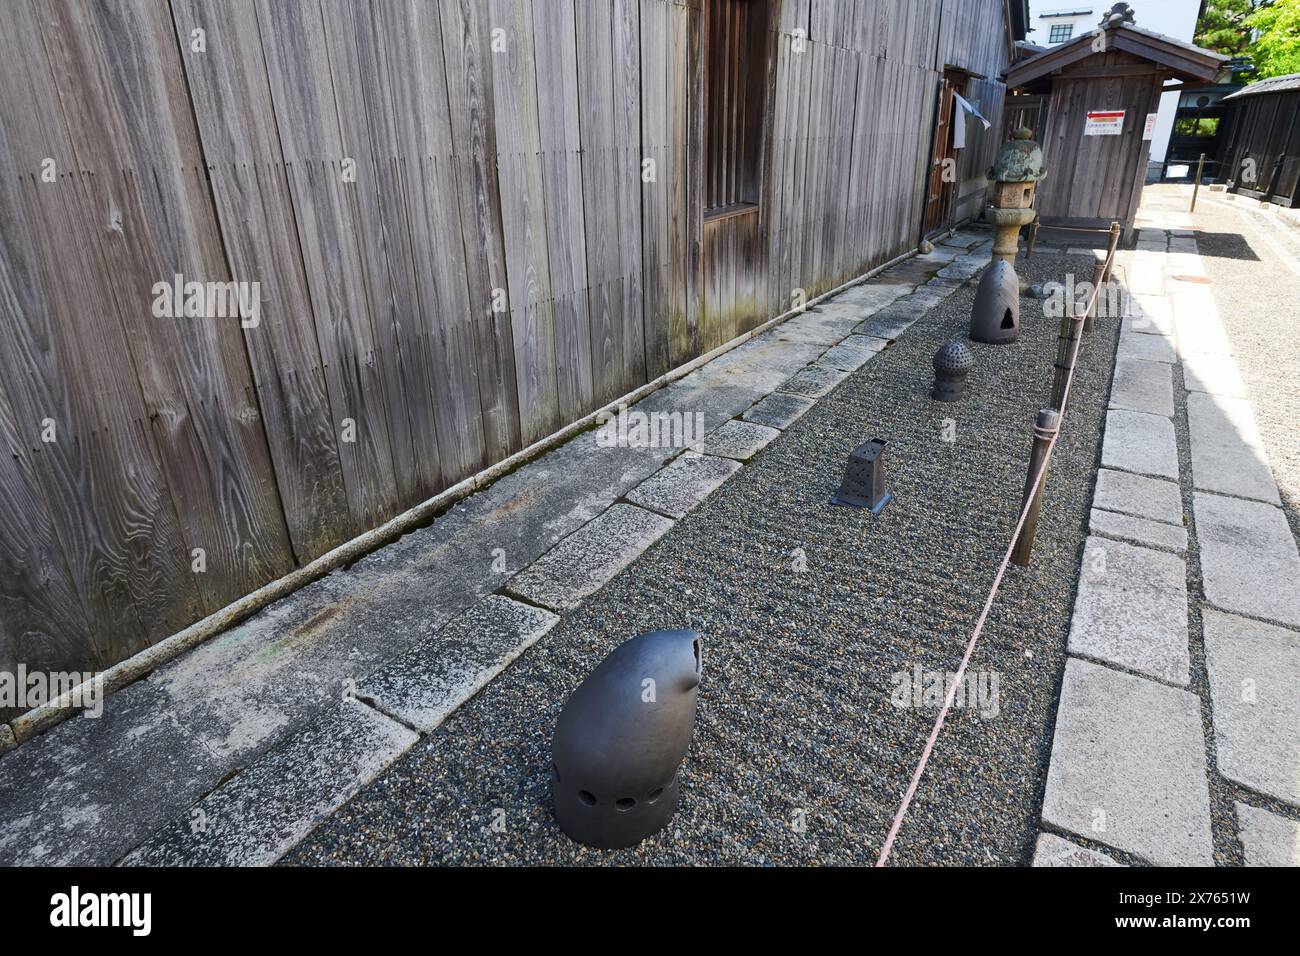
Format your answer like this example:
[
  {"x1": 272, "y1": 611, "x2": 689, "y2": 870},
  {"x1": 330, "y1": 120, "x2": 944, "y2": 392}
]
[
  {"x1": 1195, "y1": 492, "x2": 1300, "y2": 627},
  {"x1": 1124, "y1": 250, "x2": 1167, "y2": 295},
  {"x1": 818, "y1": 335, "x2": 888, "y2": 372},
  {"x1": 941, "y1": 233, "x2": 984, "y2": 250},
  {"x1": 505, "y1": 504, "x2": 675, "y2": 611},
  {"x1": 1187, "y1": 393, "x2": 1281, "y2": 506},
  {"x1": 1175, "y1": 313, "x2": 1233, "y2": 359},
  {"x1": 1101, "y1": 409, "x2": 1179, "y2": 480},
  {"x1": 1235, "y1": 803, "x2": 1300, "y2": 866},
  {"x1": 699, "y1": 419, "x2": 781, "y2": 461},
  {"x1": 1068, "y1": 536, "x2": 1190, "y2": 684},
  {"x1": 1108, "y1": 356, "x2": 1174, "y2": 418},
  {"x1": 1115, "y1": 329, "x2": 1177, "y2": 364},
  {"x1": 1093, "y1": 468, "x2": 1183, "y2": 526},
  {"x1": 124, "y1": 699, "x2": 418, "y2": 866},
  {"x1": 776, "y1": 364, "x2": 852, "y2": 399},
  {"x1": 1204, "y1": 610, "x2": 1300, "y2": 807},
  {"x1": 774, "y1": 308, "x2": 866, "y2": 346},
  {"x1": 1182, "y1": 351, "x2": 1248, "y2": 399},
  {"x1": 1090, "y1": 508, "x2": 1187, "y2": 552},
  {"x1": 1042, "y1": 658, "x2": 1213, "y2": 867},
  {"x1": 1032, "y1": 832, "x2": 1122, "y2": 867},
  {"x1": 853, "y1": 287, "x2": 952, "y2": 340},
  {"x1": 0, "y1": 678, "x2": 226, "y2": 865},
  {"x1": 741, "y1": 392, "x2": 815, "y2": 430},
  {"x1": 1123, "y1": 293, "x2": 1175, "y2": 336},
  {"x1": 625, "y1": 452, "x2": 743, "y2": 519},
  {"x1": 359, "y1": 596, "x2": 559, "y2": 734},
  {"x1": 829, "y1": 281, "x2": 913, "y2": 312}
]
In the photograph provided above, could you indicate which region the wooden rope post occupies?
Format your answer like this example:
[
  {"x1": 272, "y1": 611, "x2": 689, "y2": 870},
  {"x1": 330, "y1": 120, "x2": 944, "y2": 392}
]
[
  {"x1": 1026, "y1": 218, "x2": 1041, "y2": 259},
  {"x1": 1050, "y1": 302, "x2": 1087, "y2": 412},
  {"x1": 1191, "y1": 153, "x2": 1207, "y2": 212},
  {"x1": 1010, "y1": 408, "x2": 1062, "y2": 568},
  {"x1": 1084, "y1": 258, "x2": 1107, "y2": 334}
]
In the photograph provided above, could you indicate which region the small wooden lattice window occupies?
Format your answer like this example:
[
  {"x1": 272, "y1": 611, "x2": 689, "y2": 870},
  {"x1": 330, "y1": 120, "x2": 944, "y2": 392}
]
[{"x1": 704, "y1": 0, "x2": 770, "y2": 217}]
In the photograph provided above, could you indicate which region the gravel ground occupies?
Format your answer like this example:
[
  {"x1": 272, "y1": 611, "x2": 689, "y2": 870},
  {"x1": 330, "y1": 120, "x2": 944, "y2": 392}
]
[
  {"x1": 1191, "y1": 198, "x2": 1300, "y2": 541},
  {"x1": 287, "y1": 251, "x2": 1116, "y2": 866}
]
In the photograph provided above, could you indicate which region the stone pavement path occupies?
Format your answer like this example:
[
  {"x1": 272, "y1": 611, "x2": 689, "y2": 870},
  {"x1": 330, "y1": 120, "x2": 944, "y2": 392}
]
[
  {"x1": 0, "y1": 231, "x2": 991, "y2": 866},
  {"x1": 1034, "y1": 185, "x2": 1300, "y2": 867}
]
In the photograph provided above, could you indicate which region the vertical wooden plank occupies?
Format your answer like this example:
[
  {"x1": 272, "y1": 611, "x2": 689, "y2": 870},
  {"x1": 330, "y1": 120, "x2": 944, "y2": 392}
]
[
  {"x1": 533, "y1": 0, "x2": 594, "y2": 422},
  {"x1": 667, "y1": 0, "x2": 692, "y2": 365},
  {"x1": 254, "y1": 0, "x2": 401, "y2": 530},
  {"x1": 341, "y1": 0, "x2": 446, "y2": 499},
  {"x1": 576, "y1": 0, "x2": 623, "y2": 405},
  {"x1": 640, "y1": 0, "x2": 671, "y2": 380},
  {"x1": 170, "y1": 0, "x2": 356, "y2": 558},
  {"x1": 613, "y1": 0, "x2": 646, "y2": 387},
  {"x1": 489, "y1": 0, "x2": 560, "y2": 445},
  {"x1": 319, "y1": 0, "x2": 430, "y2": 507},
  {"x1": 440, "y1": 0, "x2": 523, "y2": 462}
]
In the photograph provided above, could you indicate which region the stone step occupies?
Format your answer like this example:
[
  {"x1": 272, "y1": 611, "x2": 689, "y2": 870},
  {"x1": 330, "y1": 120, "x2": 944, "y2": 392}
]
[{"x1": 1042, "y1": 658, "x2": 1213, "y2": 867}]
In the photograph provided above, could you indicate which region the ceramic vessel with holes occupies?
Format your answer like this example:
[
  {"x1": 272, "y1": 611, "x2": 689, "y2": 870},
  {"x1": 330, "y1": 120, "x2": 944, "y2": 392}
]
[
  {"x1": 970, "y1": 259, "x2": 1021, "y2": 344},
  {"x1": 932, "y1": 340, "x2": 975, "y2": 401},
  {"x1": 552, "y1": 629, "x2": 702, "y2": 848}
]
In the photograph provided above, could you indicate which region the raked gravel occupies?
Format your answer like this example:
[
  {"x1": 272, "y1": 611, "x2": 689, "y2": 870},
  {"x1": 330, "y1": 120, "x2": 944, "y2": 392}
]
[{"x1": 287, "y1": 252, "x2": 1116, "y2": 866}]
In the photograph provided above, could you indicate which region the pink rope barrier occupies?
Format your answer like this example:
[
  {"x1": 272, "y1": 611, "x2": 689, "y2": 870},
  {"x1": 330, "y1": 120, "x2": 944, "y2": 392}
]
[{"x1": 874, "y1": 248, "x2": 1116, "y2": 867}]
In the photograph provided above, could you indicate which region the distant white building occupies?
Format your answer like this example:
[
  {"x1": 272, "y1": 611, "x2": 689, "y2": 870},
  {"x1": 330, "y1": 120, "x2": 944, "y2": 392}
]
[{"x1": 1026, "y1": 1, "x2": 1203, "y2": 173}]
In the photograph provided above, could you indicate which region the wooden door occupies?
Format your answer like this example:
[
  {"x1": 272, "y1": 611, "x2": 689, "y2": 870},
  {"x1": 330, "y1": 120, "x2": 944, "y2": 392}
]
[{"x1": 923, "y1": 71, "x2": 965, "y2": 237}]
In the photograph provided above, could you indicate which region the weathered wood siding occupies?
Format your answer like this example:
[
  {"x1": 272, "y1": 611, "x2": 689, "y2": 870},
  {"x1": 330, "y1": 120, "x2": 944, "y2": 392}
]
[{"x1": 0, "y1": 0, "x2": 1012, "y2": 702}]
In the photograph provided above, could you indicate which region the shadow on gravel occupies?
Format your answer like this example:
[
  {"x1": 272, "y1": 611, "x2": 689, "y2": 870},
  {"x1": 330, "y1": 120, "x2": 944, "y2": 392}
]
[{"x1": 1190, "y1": 232, "x2": 1260, "y2": 262}]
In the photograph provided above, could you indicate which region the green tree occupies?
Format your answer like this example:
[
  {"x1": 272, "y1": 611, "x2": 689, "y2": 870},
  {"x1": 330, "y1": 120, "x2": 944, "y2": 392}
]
[
  {"x1": 1195, "y1": 0, "x2": 1257, "y2": 56},
  {"x1": 1246, "y1": 0, "x2": 1300, "y2": 78}
]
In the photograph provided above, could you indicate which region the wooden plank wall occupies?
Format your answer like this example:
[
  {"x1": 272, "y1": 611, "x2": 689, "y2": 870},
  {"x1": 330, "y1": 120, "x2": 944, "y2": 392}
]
[
  {"x1": 0, "y1": 0, "x2": 1013, "y2": 704},
  {"x1": 1034, "y1": 52, "x2": 1164, "y2": 228}
]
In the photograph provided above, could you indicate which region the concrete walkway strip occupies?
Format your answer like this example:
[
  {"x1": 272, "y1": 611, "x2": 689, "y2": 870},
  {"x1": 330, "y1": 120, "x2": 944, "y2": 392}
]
[
  {"x1": 1089, "y1": 508, "x2": 1187, "y2": 553},
  {"x1": 1108, "y1": 356, "x2": 1174, "y2": 418},
  {"x1": 505, "y1": 504, "x2": 675, "y2": 611},
  {"x1": 123, "y1": 699, "x2": 418, "y2": 867},
  {"x1": 1194, "y1": 492, "x2": 1300, "y2": 628},
  {"x1": 1203, "y1": 609, "x2": 1300, "y2": 807},
  {"x1": 1068, "y1": 535, "x2": 1190, "y2": 684},
  {"x1": 359, "y1": 596, "x2": 560, "y2": 734},
  {"x1": 1235, "y1": 803, "x2": 1300, "y2": 867},
  {"x1": 1187, "y1": 392, "x2": 1282, "y2": 506},
  {"x1": 1031, "y1": 832, "x2": 1123, "y2": 867},
  {"x1": 625, "y1": 452, "x2": 743, "y2": 520},
  {"x1": 1101, "y1": 409, "x2": 1179, "y2": 481},
  {"x1": 1042, "y1": 658, "x2": 1213, "y2": 867},
  {"x1": 741, "y1": 392, "x2": 816, "y2": 430},
  {"x1": 1092, "y1": 468, "x2": 1183, "y2": 526}
]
